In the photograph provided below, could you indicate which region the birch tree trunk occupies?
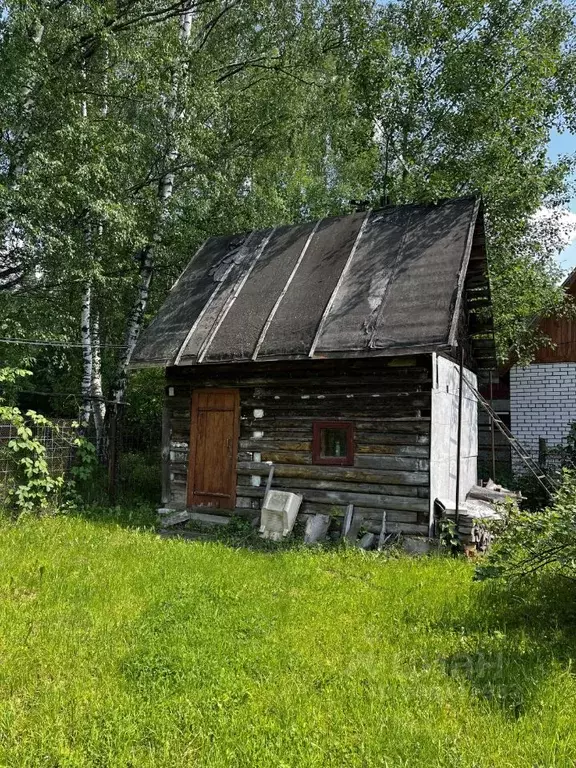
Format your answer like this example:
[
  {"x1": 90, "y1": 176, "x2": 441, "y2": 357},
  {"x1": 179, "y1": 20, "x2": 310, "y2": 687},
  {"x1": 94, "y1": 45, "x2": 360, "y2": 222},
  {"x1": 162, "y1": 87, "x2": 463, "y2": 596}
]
[
  {"x1": 91, "y1": 311, "x2": 106, "y2": 456},
  {"x1": 79, "y1": 72, "x2": 95, "y2": 428},
  {"x1": 80, "y1": 281, "x2": 93, "y2": 426},
  {"x1": 110, "y1": 3, "x2": 193, "y2": 405}
]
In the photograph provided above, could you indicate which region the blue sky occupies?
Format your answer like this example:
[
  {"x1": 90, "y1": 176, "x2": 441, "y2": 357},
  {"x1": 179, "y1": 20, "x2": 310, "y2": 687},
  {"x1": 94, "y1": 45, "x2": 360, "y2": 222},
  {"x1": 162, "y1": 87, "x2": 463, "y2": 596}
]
[{"x1": 548, "y1": 127, "x2": 576, "y2": 271}]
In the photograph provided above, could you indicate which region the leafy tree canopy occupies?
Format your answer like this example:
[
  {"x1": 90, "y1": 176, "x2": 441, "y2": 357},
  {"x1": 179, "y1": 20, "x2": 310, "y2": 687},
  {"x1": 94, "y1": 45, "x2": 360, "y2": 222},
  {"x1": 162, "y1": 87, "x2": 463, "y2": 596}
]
[{"x1": 0, "y1": 0, "x2": 574, "y2": 424}]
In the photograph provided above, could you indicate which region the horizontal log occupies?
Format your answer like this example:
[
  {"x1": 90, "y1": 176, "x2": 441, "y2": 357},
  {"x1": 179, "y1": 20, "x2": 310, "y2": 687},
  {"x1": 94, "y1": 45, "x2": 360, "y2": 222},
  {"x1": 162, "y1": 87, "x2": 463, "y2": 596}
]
[
  {"x1": 261, "y1": 450, "x2": 311, "y2": 465},
  {"x1": 356, "y1": 432, "x2": 430, "y2": 445},
  {"x1": 383, "y1": 522, "x2": 429, "y2": 535},
  {"x1": 242, "y1": 439, "x2": 428, "y2": 456},
  {"x1": 170, "y1": 488, "x2": 186, "y2": 507},
  {"x1": 239, "y1": 439, "x2": 312, "y2": 452},
  {"x1": 167, "y1": 369, "x2": 432, "y2": 390},
  {"x1": 237, "y1": 461, "x2": 429, "y2": 486},
  {"x1": 236, "y1": 491, "x2": 428, "y2": 525},
  {"x1": 238, "y1": 485, "x2": 429, "y2": 513},
  {"x1": 355, "y1": 455, "x2": 429, "y2": 472},
  {"x1": 355, "y1": 507, "x2": 418, "y2": 525},
  {"x1": 240, "y1": 418, "x2": 431, "y2": 433},
  {"x1": 249, "y1": 385, "x2": 431, "y2": 399},
  {"x1": 356, "y1": 444, "x2": 429, "y2": 458},
  {"x1": 247, "y1": 476, "x2": 420, "y2": 497},
  {"x1": 165, "y1": 399, "x2": 190, "y2": 413},
  {"x1": 240, "y1": 396, "x2": 430, "y2": 412}
]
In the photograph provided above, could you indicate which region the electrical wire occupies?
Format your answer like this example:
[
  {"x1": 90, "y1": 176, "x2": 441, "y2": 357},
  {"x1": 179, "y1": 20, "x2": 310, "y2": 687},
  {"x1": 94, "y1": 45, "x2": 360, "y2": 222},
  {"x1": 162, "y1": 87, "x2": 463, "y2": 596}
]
[
  {"x1": 7, "y1": 389, "x2": 127, "y2": 405},
  {"x1": 0, "y1": 337, "x2": 128, "y2": 349}
]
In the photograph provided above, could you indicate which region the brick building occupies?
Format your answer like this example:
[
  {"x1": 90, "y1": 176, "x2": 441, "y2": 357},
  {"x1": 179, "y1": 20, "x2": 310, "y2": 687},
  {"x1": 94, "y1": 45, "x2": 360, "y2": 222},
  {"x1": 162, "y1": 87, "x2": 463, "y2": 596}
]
[{"x1": 510, "y1": 269, "x2": 576, "y2": 471}]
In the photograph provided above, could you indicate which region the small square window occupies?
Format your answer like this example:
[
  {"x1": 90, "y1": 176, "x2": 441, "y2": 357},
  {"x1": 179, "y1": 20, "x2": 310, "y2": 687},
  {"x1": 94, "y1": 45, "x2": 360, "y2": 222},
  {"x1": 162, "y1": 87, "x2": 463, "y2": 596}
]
[{"x1": 312, "y1": 421, "x2": 354, "y2": 465}]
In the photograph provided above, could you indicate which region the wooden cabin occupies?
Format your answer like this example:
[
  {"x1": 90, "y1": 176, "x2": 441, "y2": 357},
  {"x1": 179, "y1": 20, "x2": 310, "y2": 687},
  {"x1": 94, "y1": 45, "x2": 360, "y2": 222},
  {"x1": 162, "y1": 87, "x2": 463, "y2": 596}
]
[{"x1": 131, "y1": 197, "x2": 496, "y2": 538}]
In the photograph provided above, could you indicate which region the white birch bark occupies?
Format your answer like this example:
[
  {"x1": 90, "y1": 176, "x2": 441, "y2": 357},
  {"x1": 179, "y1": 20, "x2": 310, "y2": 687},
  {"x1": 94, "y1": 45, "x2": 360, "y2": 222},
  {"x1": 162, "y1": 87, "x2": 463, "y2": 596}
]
[
  {"x1": 79, "y1": 72, "x2": 95, "y2": 428},
  {"x1": 111, "y1": 3, "x2": 193, "y2": 404},
  {"x1": 80, "y1": 281, "x2": 93, "y2": 426},
  {"x1": 91, "y1": 311, "x2": 106, "y2": 455}
]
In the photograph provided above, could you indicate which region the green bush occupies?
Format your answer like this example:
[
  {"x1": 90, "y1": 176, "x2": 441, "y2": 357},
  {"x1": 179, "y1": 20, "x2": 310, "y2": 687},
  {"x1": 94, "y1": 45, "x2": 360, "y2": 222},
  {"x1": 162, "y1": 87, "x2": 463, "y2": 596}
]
[
  {"x1": 118, "y1": 451, "x2": 161, "y2": 504},
  {"x1": 476, "y1": 470, "x2": 576, "y2": 581}
]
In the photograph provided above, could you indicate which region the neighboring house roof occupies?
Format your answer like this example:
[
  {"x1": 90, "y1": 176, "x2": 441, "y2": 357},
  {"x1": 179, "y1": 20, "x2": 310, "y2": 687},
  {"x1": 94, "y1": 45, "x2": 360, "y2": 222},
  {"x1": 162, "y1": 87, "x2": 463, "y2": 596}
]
[
  {"x1": 132, "y1": 196, "x2": 494, "y2": 368},
  {"x1": 531, "y1": 267, "x2": 576, "y2": 364},
  {"x1": 562, "y1": 266, "x2": 576, "y2": 295}
]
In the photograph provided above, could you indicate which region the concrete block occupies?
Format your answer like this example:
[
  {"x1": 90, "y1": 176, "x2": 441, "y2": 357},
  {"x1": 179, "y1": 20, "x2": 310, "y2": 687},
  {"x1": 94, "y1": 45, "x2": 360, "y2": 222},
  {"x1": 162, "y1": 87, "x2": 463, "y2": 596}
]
[
  {"x1": 402, "y1": 536, "x2": 434, "y2": 556},
  {"x1": 304, "y1": 514, "x2": 331, "y2": 544}
]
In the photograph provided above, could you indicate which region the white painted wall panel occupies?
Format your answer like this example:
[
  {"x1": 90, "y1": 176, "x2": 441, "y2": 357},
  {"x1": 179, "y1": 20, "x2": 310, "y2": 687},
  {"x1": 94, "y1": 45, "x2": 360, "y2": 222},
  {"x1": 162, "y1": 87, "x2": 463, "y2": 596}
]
[{"x1": 430, "y1": 354, "x2": 478, "y2": 529}]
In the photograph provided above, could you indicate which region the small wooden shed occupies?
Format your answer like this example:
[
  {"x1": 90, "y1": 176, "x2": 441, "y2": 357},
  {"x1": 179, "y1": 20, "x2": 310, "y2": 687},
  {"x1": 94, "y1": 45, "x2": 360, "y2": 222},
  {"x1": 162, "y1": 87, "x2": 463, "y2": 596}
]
[{"x1": 132, "y1": 197, "x2": 495, "y2": 537}]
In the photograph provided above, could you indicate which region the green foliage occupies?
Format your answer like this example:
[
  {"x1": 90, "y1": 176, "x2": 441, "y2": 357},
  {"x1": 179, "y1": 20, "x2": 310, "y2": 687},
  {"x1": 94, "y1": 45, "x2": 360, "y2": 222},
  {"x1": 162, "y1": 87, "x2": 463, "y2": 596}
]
[
  {"x1": 0, "y1": 405, "x2": 64, "y2": 514},
  {"x1": 2, "y1": 515, "x2": 576, "y2": 764},
  {"x1": 0, "y1": 0, "x2": 574, "y2": 418},
  {"x1": 348, "y1": 0, "x2": 576, "y2": 361},
  {"x1": 438, "y1": 517, "x2": 460, "y2": 553},
  {"x1": 476, "y1": 470, "x2": 576, "y2": 581},
  {"x1": 548, "y1": 420, "x2": 576, "y2": 469},
  {"x1": 0, "y1": 367, "x2": 70, "y2": 514},
  {"x1": 118, "y1": 451, "x2": 161, "y2": 504}
]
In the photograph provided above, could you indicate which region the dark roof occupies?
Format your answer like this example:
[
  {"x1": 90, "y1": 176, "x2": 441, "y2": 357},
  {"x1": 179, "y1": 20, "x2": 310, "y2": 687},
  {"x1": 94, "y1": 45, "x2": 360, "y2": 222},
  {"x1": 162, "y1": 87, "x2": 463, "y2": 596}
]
[{"x1": 132, "y1": 197, "x2": 494, "y2": 368}]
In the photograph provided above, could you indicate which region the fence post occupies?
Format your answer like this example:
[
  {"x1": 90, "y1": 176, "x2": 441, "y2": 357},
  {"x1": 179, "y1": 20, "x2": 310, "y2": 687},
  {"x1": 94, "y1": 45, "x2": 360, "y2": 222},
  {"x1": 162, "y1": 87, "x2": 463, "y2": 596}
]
[
  {"x1": 538, "y1": 437, "x2": 547, "y2": 471},
  {"x1": 161, "y1": 405, "x2": 170, "y2": 506},
  {"x1": 108, "y1": 403, "x2": 119, "y2": 506}
]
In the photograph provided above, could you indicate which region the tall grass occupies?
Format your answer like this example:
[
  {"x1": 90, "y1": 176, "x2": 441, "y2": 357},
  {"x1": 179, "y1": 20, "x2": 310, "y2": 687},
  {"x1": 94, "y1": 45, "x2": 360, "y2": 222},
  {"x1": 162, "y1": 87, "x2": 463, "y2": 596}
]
[{"x1": 0, "y1": 513, "x2": 575, "y2": 767}]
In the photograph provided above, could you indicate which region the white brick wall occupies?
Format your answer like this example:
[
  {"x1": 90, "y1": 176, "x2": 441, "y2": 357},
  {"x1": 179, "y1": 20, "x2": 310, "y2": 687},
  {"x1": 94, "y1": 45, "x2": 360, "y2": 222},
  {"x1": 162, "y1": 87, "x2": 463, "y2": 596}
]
[{"x1": 510, "y1": 363, "x2": 576, "y2": 471}]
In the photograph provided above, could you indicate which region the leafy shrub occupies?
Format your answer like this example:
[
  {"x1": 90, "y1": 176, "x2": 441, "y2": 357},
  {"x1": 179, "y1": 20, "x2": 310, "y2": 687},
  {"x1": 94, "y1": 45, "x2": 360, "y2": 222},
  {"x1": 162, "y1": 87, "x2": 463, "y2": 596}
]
[
  {"x1": 118, "y1": 451, "x2": 160, "y2": 504},
  {"x1": 0, "y1": 367, "x2": 100, "y2": 515},
  {"x1": 476, "y1": 470, "x2": 576, "y2": 581},
  {"x1": 0, "y1": 405, "x2": 65, "y2": 513}
]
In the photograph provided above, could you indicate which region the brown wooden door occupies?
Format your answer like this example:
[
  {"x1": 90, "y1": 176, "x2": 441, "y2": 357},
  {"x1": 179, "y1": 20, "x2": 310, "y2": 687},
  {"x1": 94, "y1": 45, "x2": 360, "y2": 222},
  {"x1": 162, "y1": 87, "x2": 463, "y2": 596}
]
[{"x1": 187, "y1": 389, "x2": 239, "y2": 510}]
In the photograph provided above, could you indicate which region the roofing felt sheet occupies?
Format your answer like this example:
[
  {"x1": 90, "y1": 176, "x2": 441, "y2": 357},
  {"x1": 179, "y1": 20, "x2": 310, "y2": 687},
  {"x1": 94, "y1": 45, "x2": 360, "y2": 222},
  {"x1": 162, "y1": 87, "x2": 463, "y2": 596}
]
[
  {"x1": 255, "y1": 212, "x2": 366, "y2": 359},
  {"x1": 199, "y1": 222, "x2": 316, "y2": 363},
  {"x1": 129, "y1": 234, "x2": 248, "y2": 366},
  {"x1": 130, "y1": 197, "x2": 480, "y2": 367},
  {"x1": 369, "y1": 199, "x2": 475, "y2": 350},
  {"x1": 178, "y1": 228, "x2": 273, "y2": 362}
]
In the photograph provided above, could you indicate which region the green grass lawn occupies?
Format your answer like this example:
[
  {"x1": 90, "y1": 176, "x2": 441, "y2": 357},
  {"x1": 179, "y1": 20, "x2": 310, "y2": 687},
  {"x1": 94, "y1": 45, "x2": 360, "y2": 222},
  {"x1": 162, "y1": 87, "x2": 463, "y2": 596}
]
[{"x1": 1, "y1": 513, "x2": 576, "y2": 767}]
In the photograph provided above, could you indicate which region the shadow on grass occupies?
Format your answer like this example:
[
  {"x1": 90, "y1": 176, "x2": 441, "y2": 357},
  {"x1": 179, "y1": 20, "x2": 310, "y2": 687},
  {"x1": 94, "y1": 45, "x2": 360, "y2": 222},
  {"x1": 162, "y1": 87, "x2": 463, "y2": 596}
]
[
  {"x1": 437, "y1": 572, "x2": 576, "y2": 719},
  {"x1": 69, "y1": 503, "x2": 158, "y2": 530}
]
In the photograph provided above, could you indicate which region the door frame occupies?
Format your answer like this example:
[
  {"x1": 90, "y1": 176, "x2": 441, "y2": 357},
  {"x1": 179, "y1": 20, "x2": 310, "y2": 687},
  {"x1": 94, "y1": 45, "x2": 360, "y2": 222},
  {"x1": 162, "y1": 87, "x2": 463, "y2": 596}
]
[{"x1": 187, "y1": 388, "x2": 240, "y2": 510}]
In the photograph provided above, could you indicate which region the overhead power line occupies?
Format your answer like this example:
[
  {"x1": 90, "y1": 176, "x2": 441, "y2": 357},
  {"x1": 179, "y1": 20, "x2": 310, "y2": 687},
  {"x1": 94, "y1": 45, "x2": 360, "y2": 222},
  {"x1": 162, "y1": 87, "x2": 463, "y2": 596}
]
[
  {"x1": 8, "y1": 389, "x2": 127, "y2": 405},
  {"x1": 0, "y1": 337, "x2": 128, "y2": 349}
]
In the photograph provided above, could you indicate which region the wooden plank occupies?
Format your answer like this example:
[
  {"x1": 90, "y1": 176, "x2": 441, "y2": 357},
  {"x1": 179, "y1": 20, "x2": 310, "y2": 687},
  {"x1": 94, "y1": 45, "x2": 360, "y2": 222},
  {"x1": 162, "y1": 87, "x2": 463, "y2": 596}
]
[
  {"x1": 355, "y1": 455, "x2": 429, "y2": 472},
  {"x1": 240, "y1": 417, "x2": 431, "y2": 433},
  {"x1": 237, "y1": 485, "x2": 429, "y2": 512},
  {"x1": 342, "y1": 504, "x2": 354, "y2": 537},
  {"x1": 240, "y1": 397, "x2": 431, "y2": 412},
  {"x1": 261, "y1": 450, "x2": 311, "y2": 465},
  {"x1": 249, "y1": 384, "x2": 432, "y2": 398},
  {"x1": 239, "y1": 439, "x2": 312, "y2": 452},
  {"x1": 356, "y1": 444, "x2": 429, "y2": 457},
  {"x1": 161, "y1": 405, "x2": 171, "y2": 506},
  {"x1": 254, "y1": 476, "x2": 420, "y2": 497},
  {"x1": 163, "y1": 510, "x2": 193, "y2": 527},
  {"x1": 377, "y1": 511, "x2": 387, "y2": 551},
  {"x1": 236, "y1": 461, "x2": 429, "y2": 486}
]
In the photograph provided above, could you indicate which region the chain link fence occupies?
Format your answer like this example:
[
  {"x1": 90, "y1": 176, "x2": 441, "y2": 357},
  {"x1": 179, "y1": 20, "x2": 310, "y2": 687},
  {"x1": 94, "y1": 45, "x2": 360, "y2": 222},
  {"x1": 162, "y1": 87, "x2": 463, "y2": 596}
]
[
  {"x1": 0, "y1": 419, "x2": 78, "y2": 506},
  {"x1": 0, "y1": 412, "x2": 162, "y2": 509}
]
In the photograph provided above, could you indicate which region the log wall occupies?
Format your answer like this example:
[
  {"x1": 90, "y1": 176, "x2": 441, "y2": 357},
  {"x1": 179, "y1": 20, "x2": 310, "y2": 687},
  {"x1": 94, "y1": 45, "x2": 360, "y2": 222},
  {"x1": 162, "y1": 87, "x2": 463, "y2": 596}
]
[{"x1": 164, "y1": 357, "x2": 433, "y2": 536}]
